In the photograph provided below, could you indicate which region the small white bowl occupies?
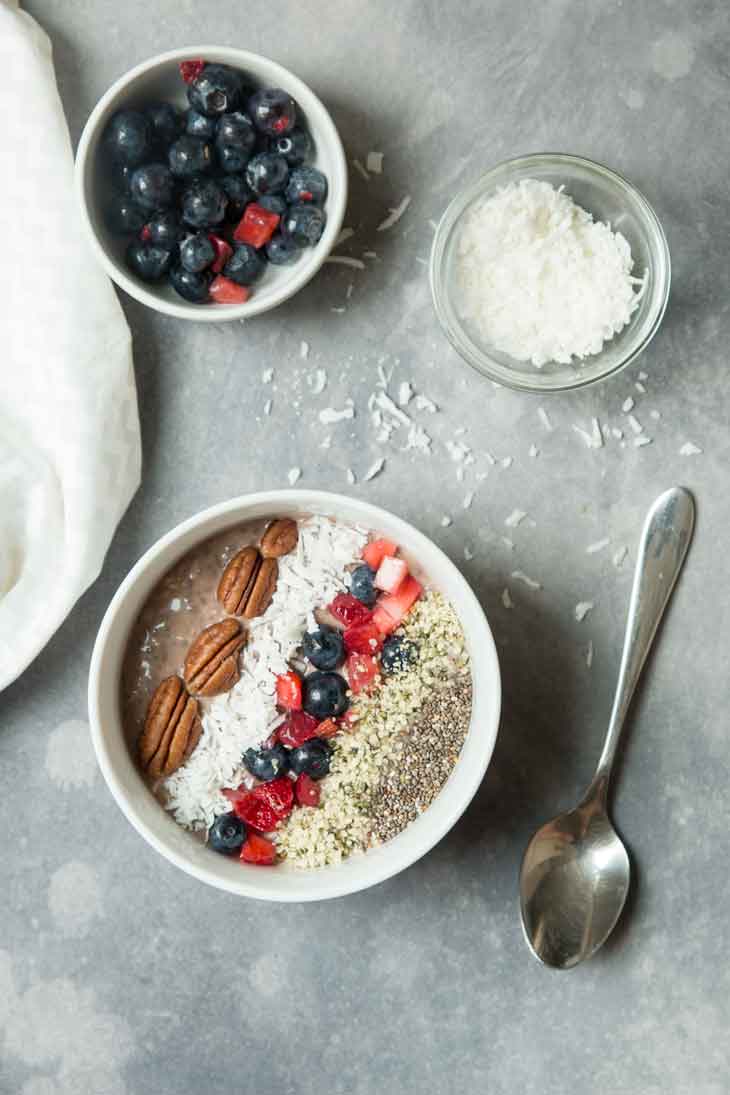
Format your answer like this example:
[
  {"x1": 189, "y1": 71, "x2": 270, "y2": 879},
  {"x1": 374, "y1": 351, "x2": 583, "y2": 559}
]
[
  {"x1": 88, "y1": 491, "x2": 501, "y2": 902},
  {"x1": 75, "y1": 46, "x2": 347, "y2": 321}
]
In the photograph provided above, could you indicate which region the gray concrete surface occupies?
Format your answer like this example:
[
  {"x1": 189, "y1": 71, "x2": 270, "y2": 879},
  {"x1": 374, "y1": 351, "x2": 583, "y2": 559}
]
[{"x1": 2, "y1": 2, "x2": 729, "y2": 1092}]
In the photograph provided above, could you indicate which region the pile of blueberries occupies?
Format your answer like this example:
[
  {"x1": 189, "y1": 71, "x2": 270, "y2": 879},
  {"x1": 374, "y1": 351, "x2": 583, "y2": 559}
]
[{"x1": 101, "y1": 59, "x2": 328, "y2": 304}]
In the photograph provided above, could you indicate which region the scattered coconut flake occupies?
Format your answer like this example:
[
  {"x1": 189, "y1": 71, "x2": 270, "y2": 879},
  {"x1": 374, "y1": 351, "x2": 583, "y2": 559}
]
[
  {"x1": 320, "y1": 435, "x2": 332, "y2": 449},
  {"x1": 446, "y1": 439, "x2": 471, "y2": 463},
  {"x1": 331, "y1": 307, "x2": 346, "y2": 314},
  {"x1": 635, "y1": 381, "x2": 646, "y2": 394},
  {"x1": 394, "y1": 381, "x2": 413, "y2": 409},
  {"x1": 463, "y1": 545, "x2": 474, "y2": 561},
  {"x1": 170, "y1": 598, "x2": 182, "y2": 612},
  {"x1": 463, "y1": 491, "x2": 474, "y2": 509},
  {"x1": 574, "y1": 601, "x2": 594, "y2": 622},
  {"x1": 613, "y1": 545, "x2": 628, "y2": 567},
  {"x1": 352, "y1": 158, "x2": 369, "y2": 181},
  {"x1": 403, "y1": 424, "x2": 432, "y2": 453},
  {"x1": 335, "y1": 227, "x2": 354, "y2": 246},
  {"x1": 482, "y1": 451, "x2": 497, "y2": 466},
  {"x1": 377, "y1": 194, "x2": 411, "y2": 232},
  {"x1": 319, "y1": 406, "x2": 355, "y2": 425},
  {"x1": 627, "y1": 414, "x2": 643, "y2": 435},
  {"x1": 679, "y1": 441, "x2": 702, "y2": 456},
  {"x1": 366, "y1": 151, "x2": 384, "y2": 174},
  {"x1": 622, "y1": 397, "x2": 635, "y2": 413},
  {"x1": 299, "y1": 340, "x2": 309, "y2": 360},
  {"x1": 441, "y1": 515, "x2": 452, "y2": 528},
  {"x1": 375, "y1": 390, "x2": 410, "y2": 425},
  {"x1": 363, "y1": 458, "x2": 385, "y2": 482},
  {"x1": 455, "y1": 466, "x2": 464, "y2": 483},
  {"x1": 573, "y1": 423, "x2": 596, "y2": 449},
  {"x1": 376, "y1": 361, "x2": 393, "y2": 388},
  {"x1": 634, "y1": 435, "x2": 652, "y2": 447},
  {"x1": 363, "y1": 250, "x2": 377, "y2": 259},
  {"x1": 287, "y1": 467, "x2": 301, "y2": 486},
  {"x1": 308, "y1": 368, "x2": 327, "y2": 395},
  {"x1": 529, "y1": 444, "x2": 540, "y2": 458},
  {"x1": 263, "y1": 399, "x2": 272, "y2": 416},
  {"x1": 262, "y1": 367, "x2": 274, "y2": 383},
  {"x1": 502, "y1": 537, "x2": 515, "y2": 550},
  {"x1": 346, "y1": 468, "x2": 356, "y2": 485},
  {"x1": 591, "y1": 417, "x2": 604, "y2": 448},
  {"x1": 505, "y1": 509, "x2": 527, "y2": 528},
  {"x1": 512, "y1": 570, "x2": 542, "y2": 590},
  {"x1": 638, "y1": 370, "x2": 648, "y2": 380},
  {"x1": 325, "y1": 255, "x2": 366, "y2": 270},
  {"x1": 538, "y1": 406, "x2": 553, "y2": 431},
  {"x1": 414, "y1": 393, "x2": 438, "y2": 413},
  {"x1": 586, "y1": 538, "x2": 610, "y2": 554},
  {"x1": 502, "y1": 588, "x2": 513, "y2": 609},
  {"x1": 586, "y1": 640, "x2": 594, "y2": 668},
  {"x1": 612, "y1": 427, "x2": 624, "y2": 440},
  {"x1": 501, "y1": 456, "x2": 513, "y2": 469},
  {"x1": 650, "y1": 409, "x2": 661, "y2": 420}
]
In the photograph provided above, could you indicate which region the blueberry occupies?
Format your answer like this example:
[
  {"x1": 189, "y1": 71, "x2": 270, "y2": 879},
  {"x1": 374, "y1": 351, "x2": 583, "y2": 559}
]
[
  {"x1": 302, "y1": 628, "x2": 345, "y2": 671},
  {"x1": 146, "y1": 102, "x2": 183, "y2": 146},
  {"x1": 185, "y1": 109, "x2": 217, "y2": 139},
  {"x1": 126, "y1": 240, "x2": 172, "y2": 282},
  {"x1": 265, "y1": 234, "x2": 300, "y2": 265},
  {"x1": 129, "y1": 163, "x2": 174, "y2": 211},
  {"x1": 169, "y1": 265, "x2": 212, "y2": 303},
  {"x1": 187, "y1": 63, "x2": 242, "y2": 117},
  {"x1": 281, "y1": 203, "x2": 326, "y2": 247},
  {"x1": 380, "y1": 636, "x2": 420, "y2": 675},
  {"x1": 223, "y1": 243, "x2": 265, "y2": 286},
  {"x1": 181, "y1": 177, "x2": 228, "y2": 228},
  {"x1": 144, "y1": 209, "x2": 184, "y2": 248},
  {"x1": 288, "y1": 738, "x2": 333, "y2": 780},
  {"x1": 103, "y1": 109, "x2": 153, "y2": 166},
  {"x1": 349, "y1": 564, "x2": 377, "y2": 606},
  {"x1": 208, "y1": 811, "x2": 246, "y2": 855},
  {"x1": 220, "y1": 174, "x2": 254, "y2": 221},
  {"x1": 245, "y1": 153, "x2": 289, "y2": 196},
  {"x1": 258, "y1": 194, "x2": 287, "y2": 216},
  {"x1": 243, "y1": 743, "x2": 290, "y2": 782},
  {"x1": 285, "y1": 165, "x2": 328, "y2": 206},
  {"x1": 168, "y1": 135, "x2": 213, "y2": 178},
  {"x1": 179, "y1": 232, "x2": 215, "y2": 272},
  {"x1": 248, "y1": 88, "x2": 297, "y2": 136},
  {"x1": 302, "y1": 672, "x2": 349, "y2": 719},
  {"x1": 270, "y1": 128, "x2": 310, "y2": 166},
  {"x1": 217, "y1": 111, "x2": 256, "y2": 153},
  {"x1": 106, "y1": 196, "x2": 146, "y2": 234},
  {"x1": 109, "y1": 161, "x2": 133, "y2": 193},
  {"x1": 216, "y1": 144, "x2": 250, "y2": 174}
]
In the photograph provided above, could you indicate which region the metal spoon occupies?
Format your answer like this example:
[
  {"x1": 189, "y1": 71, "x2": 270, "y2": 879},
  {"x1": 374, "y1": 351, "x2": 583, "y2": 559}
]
[{"x1": 519, "y1": 486, "x2": 695, "y2": 969}]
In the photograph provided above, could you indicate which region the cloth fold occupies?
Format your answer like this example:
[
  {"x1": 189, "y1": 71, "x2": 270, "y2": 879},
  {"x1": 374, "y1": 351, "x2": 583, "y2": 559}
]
[{"x1": 0, "y1": 1, "x2": 141, "y2": 691}]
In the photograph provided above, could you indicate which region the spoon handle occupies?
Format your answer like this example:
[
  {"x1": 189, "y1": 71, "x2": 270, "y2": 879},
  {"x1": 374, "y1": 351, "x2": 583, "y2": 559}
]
[{"x1": 591, "y1": 487, "x2": 695, "y2": 799}]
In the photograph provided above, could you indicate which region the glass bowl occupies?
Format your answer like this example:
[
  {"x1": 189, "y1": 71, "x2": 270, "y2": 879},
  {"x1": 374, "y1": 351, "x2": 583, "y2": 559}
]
[{"x1": 429, "y1": 153, "x2": 670, "y2": 392}]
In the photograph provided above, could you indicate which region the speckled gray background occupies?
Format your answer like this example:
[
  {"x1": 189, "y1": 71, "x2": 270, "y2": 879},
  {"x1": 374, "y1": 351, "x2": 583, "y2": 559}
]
[{"x1": 2, "y1": 1, "x2": 729, "y2": 1092}]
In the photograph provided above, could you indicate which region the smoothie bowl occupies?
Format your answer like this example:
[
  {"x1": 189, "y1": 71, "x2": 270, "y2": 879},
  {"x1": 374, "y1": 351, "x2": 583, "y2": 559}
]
[{"x1": 89, "y1": 491, "x2": 501, "y2": 901}]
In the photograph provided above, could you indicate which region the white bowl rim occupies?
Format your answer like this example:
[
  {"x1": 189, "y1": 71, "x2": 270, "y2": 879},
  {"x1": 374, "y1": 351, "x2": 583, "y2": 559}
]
[
  {"x1": 88, "y1": 489, "x2": 501, "y2": 901},
  {"x1": 74, "y1": 45, "x2": 348, "y2": 322}
]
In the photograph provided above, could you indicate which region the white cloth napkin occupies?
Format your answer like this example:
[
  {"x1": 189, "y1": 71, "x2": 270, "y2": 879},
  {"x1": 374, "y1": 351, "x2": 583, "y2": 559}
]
[{"x1": 0, "y1": 1, "x2": 141, "y2": 691}]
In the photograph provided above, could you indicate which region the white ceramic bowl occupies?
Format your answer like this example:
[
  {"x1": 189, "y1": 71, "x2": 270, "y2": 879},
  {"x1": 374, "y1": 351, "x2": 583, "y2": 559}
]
[
  {"x1": 75, "y1": 46, "x2": 347, "y2": 321},
  {"x1": 88, "y1": 491, "x2": 501, "y2": 901}
]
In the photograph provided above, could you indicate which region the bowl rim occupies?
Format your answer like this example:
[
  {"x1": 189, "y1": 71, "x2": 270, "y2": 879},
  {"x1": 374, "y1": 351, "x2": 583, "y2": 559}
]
[
  {"x1": 429, "y1": 151, "x2": 671, "y2": 393},
  {"x1": 87, "y1": 489, "x2": 502, "y2": 901},
  {"x1": 74, "y1": 45, "x2": 348, "y2": 322}
]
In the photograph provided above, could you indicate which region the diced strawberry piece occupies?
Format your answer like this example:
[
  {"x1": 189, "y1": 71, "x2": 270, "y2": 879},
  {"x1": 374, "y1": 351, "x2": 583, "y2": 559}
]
[
  {"x1": 276, "y1": 671, "x2": 302, "y2": 710},
  {"x1": 374, "y1": 556, "x2": 409, "y2": 594},
  {"x1": 233, "y1": 203, "x2": 280, "y2": 248},
  {"x1": 328, "y1": 592, "x2": 373, "y2": 627},
  {"x1": 315, "y1": 718, "x2": 340, "y2": 739},
  {"x1": 139, "y1": 224, "x2": 152, "y2": 242},
  {"x1": 362, "y1": 539, "x2": 398, "y2": 570},
  {"x1": 240, "y1": 832, "x2": 277, "y2": 865},
  {"x1": 376, "y1": 576, "x2": 423, "y2": 631},
  {"x1": 372, "y1": 603, "x2": 400, "y2": 635},
  {"x1": 346, "y1": 652, "x2": 380, "y2": 694},
  {"x1": 179, "y1": 59, "x2": 206, "y2": 84},
  {"x1": 231, "y1": 777, "x2": 294, "y2": 832},
  {"x1": 343, "y1": 621, "x2": 383, "y2": 655},
  {"x1": 209, "y1": 275, "x2": 250, "y2": 304},
  {"x1": 276, "y1": 710, "x2": 320, "y2": 749},
  {"x1": 294, "y1": 772, "x2": 320, "y2": 807},
  {"x1": 208, "y1": 233, "x2": 233, "y2": 274}
]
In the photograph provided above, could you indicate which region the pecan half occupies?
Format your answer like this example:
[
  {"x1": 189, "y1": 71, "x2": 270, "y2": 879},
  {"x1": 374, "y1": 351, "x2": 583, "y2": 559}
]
[
  {"x1": 260, "y1": 517, "x2": 298, "y2": 558},
  {"x1": 243, "y1": 556, "x2": 278, "y2": 619},
  {"x1": 217, "y1": 546, "x2": 262, "y2": 615},
  {"x1": 138, "y1": 675, "x2": 201, "y2": 781},
  {"x1": 183, "y1": 618, "x2": 246, "y2": 697}
]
